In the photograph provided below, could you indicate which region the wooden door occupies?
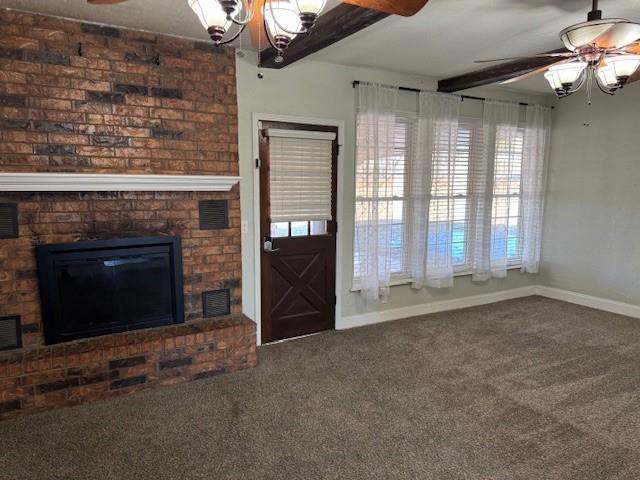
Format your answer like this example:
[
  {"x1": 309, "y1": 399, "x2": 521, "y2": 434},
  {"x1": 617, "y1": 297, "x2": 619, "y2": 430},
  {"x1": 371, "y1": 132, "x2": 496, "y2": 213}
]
[{"x1": 259, "y1": 121, "x2": 338, "y2": 343}]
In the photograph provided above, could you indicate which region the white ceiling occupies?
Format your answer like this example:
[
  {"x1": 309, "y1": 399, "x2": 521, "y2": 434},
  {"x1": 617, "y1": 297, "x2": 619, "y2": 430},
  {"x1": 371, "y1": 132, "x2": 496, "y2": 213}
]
[{"x1": 3, "y1": 0, "x2": 640, "y2": 93}]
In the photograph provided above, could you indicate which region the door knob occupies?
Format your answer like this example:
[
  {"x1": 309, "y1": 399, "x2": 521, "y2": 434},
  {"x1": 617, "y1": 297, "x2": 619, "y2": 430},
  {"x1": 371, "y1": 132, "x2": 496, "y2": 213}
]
[{"x1": 263, "y1": 238, "x2": 280, "y2": 253}]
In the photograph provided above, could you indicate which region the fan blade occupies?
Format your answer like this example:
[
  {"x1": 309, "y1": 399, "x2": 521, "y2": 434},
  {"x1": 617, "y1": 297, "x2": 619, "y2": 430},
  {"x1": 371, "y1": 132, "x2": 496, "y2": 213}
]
[
  {"x1": 438, "y1": 49, "x2": 569, "y2": 92},
  {"x1": 248, "y1": 0, "x2": 268, "y2": 49},
  {"x1": 87, "y1": 0, "x2": 128, "y2": 4},
  {"x1": 340, "y1": 0, "x2": 429, "y2": 17},
  {"x1": 593, "y1": 22, "x2": 640, "y2": 50},
  {"x1": 624, "y1": 42, "x2": 640, "y2": 54},
  {"x1": 476, "y1": 52, "x2": 576, "y2": 63},
  {"x1": 499, "y1": 60, "x2": 568, "y2": 85}
]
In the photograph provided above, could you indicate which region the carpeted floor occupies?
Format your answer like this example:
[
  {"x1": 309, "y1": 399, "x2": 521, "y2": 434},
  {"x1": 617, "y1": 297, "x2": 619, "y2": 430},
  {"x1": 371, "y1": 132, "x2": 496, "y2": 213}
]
[{"x1": 2, "y1": 296, "x2": 640, "y2": 479}]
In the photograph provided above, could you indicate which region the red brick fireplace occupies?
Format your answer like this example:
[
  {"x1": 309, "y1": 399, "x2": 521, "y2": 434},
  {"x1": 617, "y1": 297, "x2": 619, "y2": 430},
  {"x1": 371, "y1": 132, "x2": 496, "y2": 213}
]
[{"x1": 0, "y1": 9, "x2": 256, "y2": 419}]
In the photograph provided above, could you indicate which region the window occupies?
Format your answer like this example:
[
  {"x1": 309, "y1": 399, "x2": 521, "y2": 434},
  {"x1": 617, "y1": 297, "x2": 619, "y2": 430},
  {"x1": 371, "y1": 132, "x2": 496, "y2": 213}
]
[
  {"x1": 435, "y1": 118, "x2": 477, "y2": 270},
  {"x1": 354, "y1": 112, "x2": 413, "y2": 279},
  {"x1": 492, "y1": 126, "x2": 525, "y2": 265},
  {"x1": 267, "y1": 128, "x2": 335, "y2": 239},
  {"x1": 353, "y1": 114, "x2": 528, "y2": 283}
]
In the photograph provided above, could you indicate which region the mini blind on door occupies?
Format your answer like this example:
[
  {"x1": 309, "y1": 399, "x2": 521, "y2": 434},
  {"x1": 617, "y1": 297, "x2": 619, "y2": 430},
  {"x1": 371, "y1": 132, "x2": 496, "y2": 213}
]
[{"x1": 266, "y1": 128, "x2": 336, "y2": 223}]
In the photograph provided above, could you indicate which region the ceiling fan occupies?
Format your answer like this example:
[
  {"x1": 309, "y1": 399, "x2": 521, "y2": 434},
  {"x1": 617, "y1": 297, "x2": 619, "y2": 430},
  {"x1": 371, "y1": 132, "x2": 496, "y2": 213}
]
[
  {"x1": 475, "y1": 0, "x2": 640, "y2": 100},
  {"x1": 86, "y1": 0, "x2": 428, "y2": 63}
]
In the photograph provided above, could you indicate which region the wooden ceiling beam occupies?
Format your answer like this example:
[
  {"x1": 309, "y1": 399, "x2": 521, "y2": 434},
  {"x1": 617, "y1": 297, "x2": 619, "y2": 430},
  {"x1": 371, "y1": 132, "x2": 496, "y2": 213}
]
[
  {"x1": 258, "y1": 4, "x2": 389, "y2": 69},
  {"x1": 437, "y1": 49, "x2": 569, "y2": 93},
  {"x1": 341, "y1": 0, "x2": 429, "y2": 17}
]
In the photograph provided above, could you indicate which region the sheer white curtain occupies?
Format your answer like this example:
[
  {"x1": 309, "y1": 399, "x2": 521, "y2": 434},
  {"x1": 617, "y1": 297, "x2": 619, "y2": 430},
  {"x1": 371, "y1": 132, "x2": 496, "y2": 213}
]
[
  {"x1": 408, "y1": 91, "x2": 461, "y2": 289},
  {"x1": 471, "y1": 100, "x2": 521, "y2": 281},
  {"x1": 521, "y1": 105, "x2": 552, "y2": 273},
  {"x1": 354, "y1": 83, "x2": 399, "y2": 302}
]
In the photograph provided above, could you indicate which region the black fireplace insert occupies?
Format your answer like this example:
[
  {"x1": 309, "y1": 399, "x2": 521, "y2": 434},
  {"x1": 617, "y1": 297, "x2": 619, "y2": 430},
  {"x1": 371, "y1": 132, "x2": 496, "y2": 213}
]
[{"x1": 37, "y1": 236, "x2": 184, "y2": 345}]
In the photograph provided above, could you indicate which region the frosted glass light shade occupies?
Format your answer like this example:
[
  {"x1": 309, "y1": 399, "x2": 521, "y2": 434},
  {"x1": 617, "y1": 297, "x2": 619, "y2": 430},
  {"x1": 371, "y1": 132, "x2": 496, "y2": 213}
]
[
  {"x1": 596, "y1": 64, "x2": 619, "y2": 87},
  {"x1": 606, "y1": 55, "x2": 640, "y2": 79},
  {"x1": 560, "y1": 20, "x2": 622, "y2": 51},
  {"x1": 188, "y1": 0, "x2": 241, "y2": 31},
  {"x1": 265, "y1": 0, "x2": 302, "y2": 39},
  {"x1": 548, "y1": 62, "x2": 588, "y2": 86},
  {"x1": 293, "y1": 0, "x2": 326, "y2": 14},
  {"x1": 544, "y1": 70, "x2": 563, "y2": 90}
]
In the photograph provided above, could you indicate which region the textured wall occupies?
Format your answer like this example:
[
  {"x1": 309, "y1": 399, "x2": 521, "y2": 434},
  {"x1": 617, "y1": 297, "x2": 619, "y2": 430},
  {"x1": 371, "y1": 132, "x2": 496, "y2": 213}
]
[{"x1": 541, "y1": 87, "x2": 640, "y2": 305}]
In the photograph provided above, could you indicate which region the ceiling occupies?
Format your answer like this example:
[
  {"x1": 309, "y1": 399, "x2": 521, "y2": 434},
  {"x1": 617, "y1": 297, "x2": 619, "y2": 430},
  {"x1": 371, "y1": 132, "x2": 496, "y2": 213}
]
[{"x1": 3, "y1": 0, "x2": 640, "y2": 93}]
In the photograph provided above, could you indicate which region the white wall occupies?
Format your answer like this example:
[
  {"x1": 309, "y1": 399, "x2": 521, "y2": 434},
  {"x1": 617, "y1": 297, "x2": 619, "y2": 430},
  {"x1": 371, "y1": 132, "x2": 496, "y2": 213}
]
[
  {"x1": 236, "y1": 57, "x2": 555, "y2": 332},
  {"x1": 541, "y1": 86, "x2": 640, "y2": 305}
]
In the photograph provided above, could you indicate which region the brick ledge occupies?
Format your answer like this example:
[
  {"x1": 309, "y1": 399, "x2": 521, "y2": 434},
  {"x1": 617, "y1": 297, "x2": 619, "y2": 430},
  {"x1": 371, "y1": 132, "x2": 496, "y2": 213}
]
[{"x1": 0, "y1": 315, "x2": 257, "y2": 419}]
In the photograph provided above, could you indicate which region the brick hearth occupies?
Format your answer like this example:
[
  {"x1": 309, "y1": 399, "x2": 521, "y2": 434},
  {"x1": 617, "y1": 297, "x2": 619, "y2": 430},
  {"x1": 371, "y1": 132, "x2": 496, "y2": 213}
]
[
  {"x1": 0, "y1": 315, "x2": 256, "y2": 420},
  {"x1": 0, "y1": 9, "x2": 256, "y2": 418}
]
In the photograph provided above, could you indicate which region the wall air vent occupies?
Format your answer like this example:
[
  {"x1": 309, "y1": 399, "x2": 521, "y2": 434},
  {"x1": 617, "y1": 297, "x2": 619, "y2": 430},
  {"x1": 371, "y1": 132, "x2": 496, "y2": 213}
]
[
  {"x1": 199, "y1": 200, "x2": 229, "y2": 230},
  {"x1": 0, "y1": 203, "x2": 18, "y2": 239},
  {"x1": 202, "y1": 289, "x2": 231, "y2": 318},
  {"x1": 0, "y1": 316, "x2": 21, "y2": 351}
]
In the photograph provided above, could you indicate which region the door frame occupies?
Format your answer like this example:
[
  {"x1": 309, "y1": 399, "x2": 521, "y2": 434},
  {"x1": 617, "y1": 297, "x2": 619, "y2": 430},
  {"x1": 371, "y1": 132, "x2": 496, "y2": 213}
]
[{"x1": 252, "y1": 113, "x2": 345, "y2": 345}]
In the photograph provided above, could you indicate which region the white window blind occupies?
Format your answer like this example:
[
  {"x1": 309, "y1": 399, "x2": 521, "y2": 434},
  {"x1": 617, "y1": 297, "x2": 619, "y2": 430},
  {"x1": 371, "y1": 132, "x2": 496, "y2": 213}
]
[
  {"x1": 267, "y1": 129, "x2": 336, "y2": 223},
  {"x1": 354, "y1": 112, "x2": 414, "y2": 279},
  {"x1": 492, "y1": 126, "x2": 525, "y2": 265},
  {"x1": 432, "y1": 117, "x2": 483, "y2": 271},
  {"x1": 354, "y1": 111, "x2": 534, "y2": 285}
]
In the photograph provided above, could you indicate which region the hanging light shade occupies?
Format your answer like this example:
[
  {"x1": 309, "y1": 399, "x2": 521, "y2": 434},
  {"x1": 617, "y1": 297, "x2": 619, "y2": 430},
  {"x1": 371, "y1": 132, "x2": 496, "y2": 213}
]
[
  {"x1": 292, "y1": 0, "x2": 326, "y2": 30},
  {"x1": 293, "y1": 0, "x2": 326, "y2": 14},
  {"x1": 549, "y1": 62, "x2": 588, "y2": 86},
  {"x1": 596, "y1": 64, "x2": 620, "y2": 90},
  {"x1": 544, "y1": 70, "x2": 563, "y2": 91},
  {"x1": 188, "y1": 0, "x2": 242, "y2": 44},
  {"x1": 265, "y1": 0, "x2": 302, "y2": 51},
  {"x1": 544, "y1": 61, "x2": 587, "y2": 97},
  {"x1": 605, "y1": 55, "x2": 640, "y2": 85}
]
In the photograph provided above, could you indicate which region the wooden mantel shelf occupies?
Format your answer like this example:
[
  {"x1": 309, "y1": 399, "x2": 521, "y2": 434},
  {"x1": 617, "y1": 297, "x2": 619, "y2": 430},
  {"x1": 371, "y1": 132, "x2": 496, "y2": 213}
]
[{"x1": 0, "y1": 173, "x2": 241, "y2": 192}]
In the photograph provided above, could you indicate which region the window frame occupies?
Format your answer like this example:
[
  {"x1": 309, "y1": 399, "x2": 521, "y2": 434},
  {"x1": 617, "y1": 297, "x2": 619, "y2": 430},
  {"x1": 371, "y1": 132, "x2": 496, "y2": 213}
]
[
  {"x1": 353, "y1": 110, "x2": 414, "y2": 280},
  {"x1": 492, "y1": 125, "x2": 526, "y2": 268},
  {"x1": 351, "y1": 111, "x2": 528, "y2": 289}
]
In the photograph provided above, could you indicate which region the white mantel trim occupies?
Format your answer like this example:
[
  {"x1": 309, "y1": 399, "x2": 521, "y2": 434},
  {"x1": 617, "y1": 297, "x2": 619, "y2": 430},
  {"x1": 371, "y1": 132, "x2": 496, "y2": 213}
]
[{"x1": 0, "y1": 173, "x2": 241, "y2": 192}]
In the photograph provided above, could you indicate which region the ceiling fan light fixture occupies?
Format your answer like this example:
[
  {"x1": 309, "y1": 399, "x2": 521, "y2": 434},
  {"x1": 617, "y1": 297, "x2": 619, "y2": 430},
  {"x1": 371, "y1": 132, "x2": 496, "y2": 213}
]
[
  {"x1": 544, "y1": 70, "x2": 563, "y2": 93},
  {"x1": 596, "y1": 64, "x2": 619, "y2": 90},
  {"x1": 560, "y1": 19, "x2": 624, "y2": 51},
  {"x1": 549, "y1": 62, "x2": 588, "y2": 86},
  {"x1": 605, "y1": 54, "x2": 640, "y2": 85}
]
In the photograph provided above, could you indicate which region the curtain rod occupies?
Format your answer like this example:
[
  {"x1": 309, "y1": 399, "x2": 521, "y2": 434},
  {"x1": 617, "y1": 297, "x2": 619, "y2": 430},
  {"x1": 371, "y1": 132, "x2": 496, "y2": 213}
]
[{"x1": 351, "y1": 81, "x2": 553, "y2": 109}]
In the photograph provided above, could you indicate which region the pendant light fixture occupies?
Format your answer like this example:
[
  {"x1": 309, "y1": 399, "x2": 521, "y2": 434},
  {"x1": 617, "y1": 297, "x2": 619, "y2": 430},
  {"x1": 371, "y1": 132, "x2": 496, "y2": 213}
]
[
  {"x1": 188, "y1": 0, "x2": 249, "y2": 45},
  {"x1": 292, "y1": 0, "x2": 327, "y2": 30},
  {"x1": 187, "y1": 0, "x2": 327, "y2": 60}
]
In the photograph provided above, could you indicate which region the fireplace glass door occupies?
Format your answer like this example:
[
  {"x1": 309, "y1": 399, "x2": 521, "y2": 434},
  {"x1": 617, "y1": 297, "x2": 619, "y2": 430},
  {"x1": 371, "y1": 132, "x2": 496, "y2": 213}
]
[{"x1": 37, "y1": 237, "x2": 184, "y2": 344}]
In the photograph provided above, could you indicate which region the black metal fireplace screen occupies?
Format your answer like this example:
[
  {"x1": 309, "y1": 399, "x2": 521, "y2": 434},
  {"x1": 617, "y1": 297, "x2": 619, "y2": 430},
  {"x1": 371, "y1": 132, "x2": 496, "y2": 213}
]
[{"x1": 37, "y1": 236, "x2": 184, "y2": 345}]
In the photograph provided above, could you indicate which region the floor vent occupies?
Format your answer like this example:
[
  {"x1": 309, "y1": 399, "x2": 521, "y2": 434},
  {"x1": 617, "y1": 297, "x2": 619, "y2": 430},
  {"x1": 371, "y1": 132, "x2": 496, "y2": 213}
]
[
  {"x1": 202, "y1": 289, "x2": 231, "y2": 318},
  {"x1": 0, "y1": 316, "x2": 21, "y2": 351},
  {"x1": 199, "y1": 200, "x2": 229, "y2": 230},
  {"x1": 0, "y1": 203, "x2": 18, "y2": 239}
]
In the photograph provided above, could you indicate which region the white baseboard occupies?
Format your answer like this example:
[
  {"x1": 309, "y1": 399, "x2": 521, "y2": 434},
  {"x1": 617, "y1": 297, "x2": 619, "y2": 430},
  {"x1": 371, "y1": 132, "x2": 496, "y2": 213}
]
[
  {"x1": 338, "y1": 286, "x2": 538, "y2": 330},
  {"x1": 338, "y1": 285, "x2": 640, "y2": 330},
  {"x1": 534, "y1": 286, "x2": 640, "y2": 319}
]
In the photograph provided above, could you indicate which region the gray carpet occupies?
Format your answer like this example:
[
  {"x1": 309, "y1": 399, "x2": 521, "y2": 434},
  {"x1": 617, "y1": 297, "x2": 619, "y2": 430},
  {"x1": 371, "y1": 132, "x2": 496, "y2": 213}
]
[{"x1": 2, "y1": 296, "x2": 640, "y2": 479}]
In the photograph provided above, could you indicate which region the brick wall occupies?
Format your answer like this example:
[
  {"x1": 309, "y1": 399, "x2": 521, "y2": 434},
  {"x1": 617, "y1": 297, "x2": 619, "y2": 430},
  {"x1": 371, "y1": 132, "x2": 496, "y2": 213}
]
[
  {"x1": 0, "y1": 9, "x2": 256, "y2": 419},
  {"x1": 0, "y1": 9, "x2": 243, "y2": 348}
]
